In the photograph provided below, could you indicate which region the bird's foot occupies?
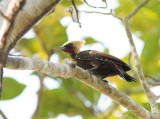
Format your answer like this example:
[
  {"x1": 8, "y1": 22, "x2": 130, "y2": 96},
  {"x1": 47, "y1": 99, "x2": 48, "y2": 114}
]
[
  {"x1": 63, "y1": 59, "x2": 77, "y2": 68},
  {"x1": 70, "y1": 61, "x2": 77, "y2": 68},
  {"x1": 63, "y1": 58, "x2": 71, "y2": 64},
  {"x1": 100, "y1": 76, "x2": 109, "y2": 84},
  {"x1": 103, "y1": 80, "x2": 109, "y2": 84},
  {"x1": 87, "y1": 70, "x2": 93, "y2": 75}
]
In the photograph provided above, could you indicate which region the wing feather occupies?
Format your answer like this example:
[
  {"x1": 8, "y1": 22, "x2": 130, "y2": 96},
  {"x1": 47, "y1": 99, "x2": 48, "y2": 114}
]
[{"x1": 76, "y1": 50, "x2": 130, "y2": 71}]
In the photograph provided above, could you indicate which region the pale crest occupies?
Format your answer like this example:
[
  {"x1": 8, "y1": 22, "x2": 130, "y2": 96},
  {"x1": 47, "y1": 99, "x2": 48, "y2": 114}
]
[{"x1": 62, "y1": 40, "x2": 85, "y2": 53}]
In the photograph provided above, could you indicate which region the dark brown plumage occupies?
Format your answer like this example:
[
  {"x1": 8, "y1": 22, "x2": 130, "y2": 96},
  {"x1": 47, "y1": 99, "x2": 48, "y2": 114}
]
[{"x1": 55, "y1": 40, "x2": 136, "y2": 82}]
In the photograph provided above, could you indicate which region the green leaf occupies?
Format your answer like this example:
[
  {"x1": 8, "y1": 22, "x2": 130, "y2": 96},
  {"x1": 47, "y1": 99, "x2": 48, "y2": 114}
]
[
  {"x1": 1, "y1": 77, "x2": 26, "y2": 100},
  {"x1": 103, "y1": 48, "x2": 109, "y2": 54},
  {"x1": 61, "y1": 0, "x2": 83, "y2": 7},
  {"x1": 84, "y1": 37, "x2": 98, "y2": 45}
]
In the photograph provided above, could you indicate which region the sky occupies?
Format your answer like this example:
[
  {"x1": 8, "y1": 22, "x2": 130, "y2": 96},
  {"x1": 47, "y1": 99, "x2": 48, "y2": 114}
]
[{"x1": 1, "y1": 0, "x2": 159, "y2": 119}]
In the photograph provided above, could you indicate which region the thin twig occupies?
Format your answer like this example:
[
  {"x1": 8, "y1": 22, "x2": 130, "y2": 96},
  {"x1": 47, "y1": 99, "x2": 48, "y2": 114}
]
[
  {"x1": 69, "y1": 1, "x2": 121, "y2": 26},
  {"x1": 0, "y1": 11, "x2": 10, "y2": 21},
  {"x1": 71, "y1": 0, "x2": 81, "y2": 27},
  {"x1": 145, "y1": 74, "x2": 160, "y2": 82},
  {"x1": 0, "y1": 109, "x2": 7, "y2": 119},
  {"x1": 145, "y1": 75, "x2": 160, "y2": 86},
  {"x1": 83, "y1": 0, "x2": 107, "y2": 9},
  {"x1": 80, "y1": 9, "x2": 122, "y2": 20},
  {"x1": 147, "y1": 80, "x2": 160, "y2": 86},
  {"x1": 127, "y1": 52, "x2": 138, "y2": 79}
]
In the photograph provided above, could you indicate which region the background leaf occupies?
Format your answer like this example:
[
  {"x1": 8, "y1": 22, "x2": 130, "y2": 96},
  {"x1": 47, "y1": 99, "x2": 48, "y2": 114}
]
[
  {"x1": 84, "y1": 37, "x2": 98, "y2": 45},
  {"x1": 1, "y1": 77, "x2": 26, "y2": 100}
]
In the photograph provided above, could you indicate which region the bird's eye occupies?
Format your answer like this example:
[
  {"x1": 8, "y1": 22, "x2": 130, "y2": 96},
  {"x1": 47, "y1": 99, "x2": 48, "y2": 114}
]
[{"x1": 64, "y1": 43, "x2": 73, "y2": 49}]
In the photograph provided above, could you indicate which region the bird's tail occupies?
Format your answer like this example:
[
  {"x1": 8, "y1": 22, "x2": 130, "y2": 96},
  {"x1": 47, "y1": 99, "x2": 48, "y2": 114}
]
[{"x1": 119, "y1": 71, "x2": 136, "y2": 82}]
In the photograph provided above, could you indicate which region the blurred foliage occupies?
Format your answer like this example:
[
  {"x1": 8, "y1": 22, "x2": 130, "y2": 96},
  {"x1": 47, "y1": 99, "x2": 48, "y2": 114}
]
[
  {"x1": 1, "y1": 77, "x2": 26, "y2": 100},
  {"x1": 3, "y1": 0, "x2": 160, "y2": 119},
  {"x1": 84, "y1": 37, "x2": 98, "y2": 45},
  {"x1": 15, "y1": 37, "x2": 47, "y2": 59},
  {"x1": 61, "y1": 0, "x2": 83, "y2": 7},
  {"x1": 33, "y1": 6, "x2": 69, "y2": 52},
  {"x1": 39, "y1": 78, "x2": 100, "y2": 118}
]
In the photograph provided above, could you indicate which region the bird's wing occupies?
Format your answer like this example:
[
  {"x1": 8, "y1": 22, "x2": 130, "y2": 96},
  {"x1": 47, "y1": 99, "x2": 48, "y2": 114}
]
[{"x1": 76, "y1": 50, "x2": 130, "y2": 71}]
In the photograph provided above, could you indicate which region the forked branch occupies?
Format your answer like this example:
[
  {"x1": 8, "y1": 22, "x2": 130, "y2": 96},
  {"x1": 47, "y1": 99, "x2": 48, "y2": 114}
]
[{"x1": 123, "y1": 0, "x2": 159, "y2": 118}]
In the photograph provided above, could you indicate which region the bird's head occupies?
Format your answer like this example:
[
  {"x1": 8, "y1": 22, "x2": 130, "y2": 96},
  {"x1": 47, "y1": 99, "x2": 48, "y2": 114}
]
[{"x1": 54, "y1": 40, "x2": 85, "y2": 55}]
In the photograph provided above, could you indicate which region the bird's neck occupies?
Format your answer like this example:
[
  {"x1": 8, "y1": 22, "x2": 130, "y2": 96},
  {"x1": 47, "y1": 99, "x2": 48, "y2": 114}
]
[{"x1": 70, "y1": 53, "x2": 77, "y2": 59}]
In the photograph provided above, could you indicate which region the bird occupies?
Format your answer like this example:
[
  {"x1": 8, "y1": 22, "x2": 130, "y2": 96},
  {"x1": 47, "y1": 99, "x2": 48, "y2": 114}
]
[{"x1": 54, "y1": 40, "x2": 136, "y2": 82}]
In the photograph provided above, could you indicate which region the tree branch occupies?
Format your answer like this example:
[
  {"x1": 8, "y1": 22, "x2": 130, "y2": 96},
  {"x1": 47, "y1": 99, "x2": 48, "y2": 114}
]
[
  {"x1": 122, "y1": 0, "x2": 159, "y2": 118},
  {"x1": 123, "y1": 17, "x2": 159, "y2": 119},
  {"x1": 80, "y1": 9, "x2": 122, "y2": 20},
  {"x1": 0, "y1": 0, "x2": 25, "y2": 49},
  {"x1": 0, "y1": 109, "x2": 7, "y2": 119},
  {"x1": 0, "y1": 0, "x2": 26, "y2": 97},
  {"x1": 5, "y1": 56, "x2": 152, "y2": 119},
  {"x1": 82, "y1": 0, "x2": 107, "y2": 9},
  {"x1": 145, "y1": 75, "x2": 160, "y2": 82},
  {"x1": 71, "y1": 0, "x2": 81, "y2": 27},
  {"x1": 0, "y1": 0, "x2": 61, "y2": 97}
]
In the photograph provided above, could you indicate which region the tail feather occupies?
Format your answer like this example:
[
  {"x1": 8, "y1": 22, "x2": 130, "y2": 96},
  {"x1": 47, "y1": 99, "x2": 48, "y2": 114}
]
[{"x1": 119, "y1": 72, "x2": 136, "y2": 82}]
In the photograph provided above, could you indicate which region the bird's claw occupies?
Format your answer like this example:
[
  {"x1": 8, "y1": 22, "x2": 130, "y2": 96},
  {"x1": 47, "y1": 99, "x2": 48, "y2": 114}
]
[
  {"x1": 87, "y1": 70, "x2": 93, "y2": 75},
  {"x1": 103, "y1": 80, "x2": 109, "y2": 84},
  {"x1": 71, "y1": 61, "x2": 77, "y2": 68},
  {"x1": 63, "y1": 59, "x2": 77, "y2": 68}
]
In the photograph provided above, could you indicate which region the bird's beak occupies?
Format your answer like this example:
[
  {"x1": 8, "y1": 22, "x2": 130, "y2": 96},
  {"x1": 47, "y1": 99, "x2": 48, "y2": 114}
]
[{"x1": 54, "y1": 47, "x2": 65, "y2": 51}]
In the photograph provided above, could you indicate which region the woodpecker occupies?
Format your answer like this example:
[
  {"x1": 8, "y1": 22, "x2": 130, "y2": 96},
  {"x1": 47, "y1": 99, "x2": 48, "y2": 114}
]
[{"x1": 54, "y1": 40, "x2": 136, "y2": 82}]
